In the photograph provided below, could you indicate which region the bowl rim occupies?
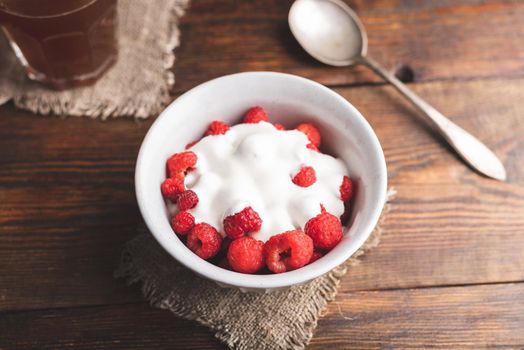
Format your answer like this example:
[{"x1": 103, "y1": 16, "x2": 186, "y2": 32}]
[{"x1": 135, "y1": 71, "x2": 387, "y2": 289}]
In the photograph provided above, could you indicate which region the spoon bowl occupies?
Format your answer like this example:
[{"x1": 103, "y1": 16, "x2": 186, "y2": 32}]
[{"x1": 289, "y1": 0, "x2": 366, "y2": 66}]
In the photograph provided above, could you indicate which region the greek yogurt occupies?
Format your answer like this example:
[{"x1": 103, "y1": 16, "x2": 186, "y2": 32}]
[{"x1": 172, "y1": 121, "x2": 349, "y2": 242}]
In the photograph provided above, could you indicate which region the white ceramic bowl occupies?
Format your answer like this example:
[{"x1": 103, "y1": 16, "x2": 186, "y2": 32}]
[{"x1": 136, "y1": 72, "x2": 387, "y2": 292}]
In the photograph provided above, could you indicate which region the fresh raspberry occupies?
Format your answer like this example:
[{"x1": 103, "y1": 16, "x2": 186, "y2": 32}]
[
  {"x1": 264, "y1": 230, "x2": 313, "y2": 273},
  {"x1": 160, "y1": 174, "x2": 185, "y2": 201},
  {"x1": 177, "y1": 190, "x2": 199, "y2": 210},
  {"x1": 296, "y1": 123, "x2": 321, "y2": 148},
  {"x1": 223, "y1": 206, "x2": 262, "y2": 239},
  {"x1": 171, "y1": 211, "x2": 195, "y2": 235},
  {"x1": 243, "y1": 106, "x2": 269, "y2": 124},
  {"x1": 274, "y1": 123, "x2": 285, "y2": 130},
  {"x1": 304, "y1": 205, "x2": 343, "y2": 250},
  {"x1": 204, "y1": 120, "x2": 230, "y2": 136},
  {"x1": 227, "y1": 236, "x2": 265, "y2": 273},
  {"x1": 339, "y1": 176, "x2": 354, "y2": 202},
  {"x1": 292, "y1": 166, "x2": 316, "y2": 187},
  {"x1": 306, "y1": 142, "x2": 319, "y2": 152},
  {"x1": 186, "y1": 223, "x2": 222, "y2": 260},
  {"x1": 167, "y1": 151, "x2": 197, "y2": 177},
  {"x1": 309, "y1": 250, "x2": 324, "y2": 264},
  {"x1": 223, "y1": 216, "x2": 244, "y2": 239},
  {"x1": 185, "y1": 140, "x2": 199, "y2": 149}
]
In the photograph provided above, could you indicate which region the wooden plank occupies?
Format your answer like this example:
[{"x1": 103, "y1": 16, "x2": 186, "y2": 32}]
[
  {"x1": 1, "y1": 283, "x2": 523, "y2": 349},
  {"x1": 173, "y1": 0, "x2": 524, "y2": 92},
  {"x1": 0, "y1": 77, "x2": 522, "y2": 311},
  {"x1": 310, "y1": 283, "x2": 524, "y2": 349},
  {"x1": 0, "y1": 303, "x2": 225, "y2": 350}
]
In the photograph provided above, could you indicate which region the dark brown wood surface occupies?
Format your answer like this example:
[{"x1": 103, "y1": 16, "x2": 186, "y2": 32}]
[{"x1": 1, "y1": 0, "x2": 523, "y2": 348}]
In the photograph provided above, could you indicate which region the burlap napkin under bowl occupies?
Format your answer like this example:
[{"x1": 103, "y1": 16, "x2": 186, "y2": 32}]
[
  {"x1": 116, "y1": 190, "x2": 394, "y2": 350},
  {"x1": 0, "y1": 0, "x2": 189, "y2": 119}
]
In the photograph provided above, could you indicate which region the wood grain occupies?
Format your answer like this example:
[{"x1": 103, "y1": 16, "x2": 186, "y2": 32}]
[
  {"x1": 174, "y1": 0, "x2": 524, "y2": 92},
  {"x1": 0, "y1": 303, "x2": 225, "y2": 350},
  {"x1": 310, "y1": 283, "x2": 524, "y2": 349},
  {"x1": 0, "y1": 77, "x2": 522, "y2": 312},
  {"x1": 1, "y1": 283, "x2": 522, "y2": 349},
  {"x1": 0, "y1": 115, "x2": 151, "y2": 311}
]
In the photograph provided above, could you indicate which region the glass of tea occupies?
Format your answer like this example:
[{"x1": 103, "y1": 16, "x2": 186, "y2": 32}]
[{"x1": 0, "y1": 0, "x2": 118, "y2": 89}]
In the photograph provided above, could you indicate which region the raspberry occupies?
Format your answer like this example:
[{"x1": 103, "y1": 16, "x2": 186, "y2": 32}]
[
  {"x1": 171, "y1": 211, "x2": 195, "y2": 235},
  {"x1": 185, "y1": 140, "x2": 199, "y2": 149},
  {"x1": 339, "y1": 176, "x2": 354, "y2": 202},
  {"x1": 309, "y1": 250, "x2": 324, "y2": 264},
  {"x1": 274, "y1": 123, "x2": 285, "y2": 130},
  {"x1": 204, "y1": 120, "x2": 230, "y2": 136},
  {"x1": 304, "y1": 205, "x2": 343, "y2": 250},
  {"x1": 243, "y1": 106, "x2": 269, "y2": 124},
  {"x1": 167, "y1": 151, "x2": 197, "y2": 177},
  {"x1": 223, "y1": 206, "x2": 262, "y2": 239},
  {"x1": 177, "y1": 190, "x2": 199, "y2": 210},
  {"x1": 296, "y1": 123, "x2": 321, "y2": 148},
  {"x1": 160, "y1": 174, "x2": 185, "y2": 201},
  {"x1": 306, "y1": 143, "x2": 319, "y2": 152},
  {"x1": 292, "y1": 166, "x2": 316, "y2": 187},
  {"x1": 227, "y1": 236, "x2": 265, "y2": 273},
  {"x1": 264, "y1": 230, "x2": 313, "y2": 273},
  {"x1": 186, "y1": 223, "x2": 222, "y2": 260}
]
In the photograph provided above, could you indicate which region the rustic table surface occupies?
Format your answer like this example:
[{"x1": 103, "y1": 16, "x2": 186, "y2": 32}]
[{"x1": 1, "y1": 1, "x2": 523, "y2": 349}]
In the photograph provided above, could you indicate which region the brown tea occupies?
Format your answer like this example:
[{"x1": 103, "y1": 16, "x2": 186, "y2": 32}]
[{"x1": 0, "y1": 0, "x2": 118, "y2": 89}]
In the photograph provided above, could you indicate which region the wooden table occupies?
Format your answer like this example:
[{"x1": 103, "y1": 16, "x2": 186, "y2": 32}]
[{"x1": 1, "y1": 1, "x2": 523, "y2": 348}]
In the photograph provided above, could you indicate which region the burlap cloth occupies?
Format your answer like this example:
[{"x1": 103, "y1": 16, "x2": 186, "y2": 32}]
[
  {"x1": 116, "y1": 190, "x2": 394, "y2": 350},
  {"x1": 0, "y1": 0, "x2": 189, "y2": 119}
]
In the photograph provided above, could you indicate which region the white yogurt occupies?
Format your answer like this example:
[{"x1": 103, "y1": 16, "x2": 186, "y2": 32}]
[{"x1": 179, "y1": 122, "x2": 348, "y2": 242}]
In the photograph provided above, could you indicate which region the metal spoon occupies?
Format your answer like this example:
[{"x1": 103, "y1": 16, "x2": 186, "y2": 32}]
[{"x1": 289, "y1": 0, "x2": 506, "y2": 181}]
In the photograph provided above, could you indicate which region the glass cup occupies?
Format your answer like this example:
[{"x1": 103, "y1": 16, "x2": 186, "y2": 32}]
[{"x1": 0, "y1": 0, "x2": 118, "y2": 89}]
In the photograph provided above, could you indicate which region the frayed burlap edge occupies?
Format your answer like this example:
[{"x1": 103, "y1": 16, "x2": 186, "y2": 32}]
[
  {"x1": 115, "y1": 188, "x2": 395, "y2": 350},
  {"x1": 0, "y1": 0, "x2": 190, "y2": 119}
]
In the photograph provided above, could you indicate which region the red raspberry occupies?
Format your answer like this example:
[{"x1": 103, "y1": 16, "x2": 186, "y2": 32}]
[
  {"x1": 227, "y1": 236, "x2": 265, "y2": 273},
  {"x1": 160, "y1": 174, "x2": 185, "y2": 201},
  {"x1": 304, "y1": 205, "x2": 343, "y2": 250},
  {"x1": 185, "y1": 140, "x2": 199, "y2": 149},
  {"x1": 292, "y1": 166, "x2": 316, "y2": 187},
  {"x1": 167, "y1": 151, "x2": 197, "y2": 177},
  {"x1": 243, "y1": 106, "x2": 269, "y2": 124},
  {"x1": 264, "y1": 230, "x2": 313, "y2": 273},
  {"x1": 274, "y1": 123, "x2": 285, "y2": 130},
  {"x1": 204, "y1": 120, "x2": 230, "y2": 136},
  {"x1": 177, "y1": 190, "x2": 199, "y2": 210},
  {"x1": 296, "y1": 123, "x2": 321, "y2": 148},
  {"x1": 309, "y1": 250, "x2": 324, "y2": 264},
  {"x1": 340, "y1": 176, "x2": 354, "y2": 202},
  {"x1": 223, "y1": 206, "x2": 262, "y2": 239},
  {"x1": 186, "y1": 223, "x2": 222, "y2": 260},
  {"x1": 171, "y1": 211, "x2": 195, "y2": 235},
  {"x1": 306, "y1": 143, "x2": 319, "y2": 152}
]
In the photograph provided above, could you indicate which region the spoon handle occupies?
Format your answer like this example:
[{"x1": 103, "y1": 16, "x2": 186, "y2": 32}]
[{"x1": 361, "y1": 56, "x2": 506, "y2": 181}]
